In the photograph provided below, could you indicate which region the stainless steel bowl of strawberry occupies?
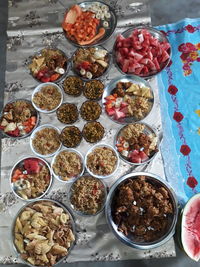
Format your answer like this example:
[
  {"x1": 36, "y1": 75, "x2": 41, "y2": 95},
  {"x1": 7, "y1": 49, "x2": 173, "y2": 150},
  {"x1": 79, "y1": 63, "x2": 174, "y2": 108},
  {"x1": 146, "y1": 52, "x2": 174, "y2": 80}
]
[
  {"x1": 115, "y1": 122, "x2": 159, "y2": 165},
  {"x1": 0, "y1": 99, "x2": 39, "y2": 139},
  {"x1": 28, "y1": 48, "x2": 68, "y2": 83},
  {"x1": 114, "y1": 26, "x2": 171, "y2": 79},
  {"x1": 102, "y1": 75, "x2": 154, "y2": 124}
]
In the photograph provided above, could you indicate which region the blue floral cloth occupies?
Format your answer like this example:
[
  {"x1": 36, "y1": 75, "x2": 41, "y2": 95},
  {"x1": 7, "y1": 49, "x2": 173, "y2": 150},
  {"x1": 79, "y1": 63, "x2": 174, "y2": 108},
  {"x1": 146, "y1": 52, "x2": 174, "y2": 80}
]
[{"x1": 156, "y1": 18, "x2": 200, "y2": 204}]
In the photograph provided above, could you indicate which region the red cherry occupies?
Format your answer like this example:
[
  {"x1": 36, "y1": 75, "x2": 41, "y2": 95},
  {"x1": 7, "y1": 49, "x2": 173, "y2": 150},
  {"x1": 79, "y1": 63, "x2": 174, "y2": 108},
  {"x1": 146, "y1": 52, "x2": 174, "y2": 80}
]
[
  {"x1": 187, "y1": 176, "x2": 198, "y2": 188},
  {"x1": 173, "y1": 112, "x2": 184, "y2": 122},
  {"x1": 180, "y1": 144, "x2": 191, "y2": 156}
]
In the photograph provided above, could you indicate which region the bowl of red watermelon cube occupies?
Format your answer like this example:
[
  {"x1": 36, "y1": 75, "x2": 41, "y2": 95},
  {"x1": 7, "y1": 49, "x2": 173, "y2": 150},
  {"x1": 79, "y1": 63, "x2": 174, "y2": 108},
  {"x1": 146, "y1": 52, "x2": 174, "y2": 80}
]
[
  {"x1": 102, "y1": 75, "x2": 154, "y2": 124},
  {"x1": 114, "y1": 26, "x2": 171, "y2": 79}
]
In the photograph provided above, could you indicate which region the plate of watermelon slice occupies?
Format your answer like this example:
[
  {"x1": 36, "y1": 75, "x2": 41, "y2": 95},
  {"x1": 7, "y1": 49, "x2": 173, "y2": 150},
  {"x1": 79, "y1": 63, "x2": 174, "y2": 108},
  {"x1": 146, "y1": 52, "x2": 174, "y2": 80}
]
[
  {"x1": 102, "y1": 75, "x2": 154, "y2": 124},
  {"x1": 114, "y1": 26, "x2": 171, "y2": 79}
]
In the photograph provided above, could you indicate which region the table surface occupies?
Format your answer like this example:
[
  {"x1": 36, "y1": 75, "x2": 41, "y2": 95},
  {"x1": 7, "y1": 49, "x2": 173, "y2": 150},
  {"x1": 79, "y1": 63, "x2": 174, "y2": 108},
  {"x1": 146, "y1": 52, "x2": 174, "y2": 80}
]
[{"x1": 0, "y1": 0, "x2": 200, "y2": 266}]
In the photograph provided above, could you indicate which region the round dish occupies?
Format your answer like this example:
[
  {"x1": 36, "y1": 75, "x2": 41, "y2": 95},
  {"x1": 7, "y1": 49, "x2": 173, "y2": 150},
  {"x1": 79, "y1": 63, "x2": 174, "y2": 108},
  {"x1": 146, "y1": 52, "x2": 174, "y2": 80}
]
[
  {"x1": 60, "y1": 126, "x2": 82, "y2": 148},
  {"x1": 30, "y1": 124, "x2": 62, "y2": 158},
  {"x1": 83, "y1": 79, "x2": 104, "y2": 100},
  {"x1": 80, "y1": 100, "x2": 102, "y2": 121},
  {"x1": 105, "y1": 172, "x2": 178, "y2": 250},
  {"x1": 56, "y1": 103, "x2": 78, "y2": 124},
  {"x1": 69, "y1": 175, "x2": 107, "y2": 216},
  {"x1": 72, "y1": 46, "x2": 111, "y2": 80},
  {"x1": 85, "y1": 144, "x2": 119, "y2": 179},
  {"x1": 115, "y1": 122, "x2": 159, "y2": 165},
  {"x1": 12, "y1": 199, "x2": 76, "y2": 266},
  {"x1": 62, "y1": 1, "x2": 117, "y2": 47},
  {"x1": 32, "y1": 82, "x2": 63, "y2": 113},
  {"x1": 62, "y1": 75, "x2": 84, "y2": 96},
  {"x1": 113, "y1": 26, "x2": 171, "y2": 79},
  {"x1": 0, "y1": 99, "x2": 39, "y2": 139},
  {"x1": 28, "y1": 47, "x2": 68, "y2": 83},
  {"x1": 51, "y1": 148, "x2": 84, "y2": 183},
  {"x1": 82, "y1": 121, "x2": 105, "y2": 143},
  {"x1": 10, "y1": 156, "x2": 52, "y2": 201},
  {"x1": 102, "y1": 75, "x2": 154, "y2": 124}
]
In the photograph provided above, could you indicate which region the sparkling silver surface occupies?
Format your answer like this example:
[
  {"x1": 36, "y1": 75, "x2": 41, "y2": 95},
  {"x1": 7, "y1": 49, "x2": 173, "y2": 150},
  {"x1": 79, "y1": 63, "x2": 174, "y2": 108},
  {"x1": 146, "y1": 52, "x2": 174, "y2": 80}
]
[{"x1": 0, "y1": 0, "x2": 176, "y2": 264}]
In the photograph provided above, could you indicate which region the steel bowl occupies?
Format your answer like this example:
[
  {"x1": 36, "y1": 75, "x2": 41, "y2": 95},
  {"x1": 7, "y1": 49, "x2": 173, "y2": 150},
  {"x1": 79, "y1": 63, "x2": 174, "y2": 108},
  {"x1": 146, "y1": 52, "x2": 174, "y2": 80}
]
[
  {"x1": 113, "y1": 26, "x2": 172, "y2": 79},
  {"x1": 30, "y1": 124, "x2": 62, "y2": 158},
  {"x1": 102, "y1": 75, "x2": 154, "y2": 124},
  {"x1": 105, "y1": 172, "x2": 178, "y2": 250},
  {"x1": 32, "y1": 82, "x2": 64, "y2": 113},
  {"x1": 51, "y1": 148, "x2": 85, "y2": 183},
  {"x1": 11, "y1": 198, "x2": 76, "y2": 267},
  {"x1": 71, "y1": 45, "x2": 112, "y2": 81},
  {"x1": 85, "y1": 143, "x2": 119, "y2": 179},
  {"x1": 0, "y1": 98, "x2": 39, "y2": 139},
  {"x1": 68, "y1": 174, "x2": 108, "y2": 216},
  {"x1": 10, "y1": 156, "x2": 52, "y2": 201},
  {"x1": 62, "y1": 1, "x2": 117, "y2": 47},
  {"x1": 114, "y1": 122, "x2": 159, "y2": 166}
]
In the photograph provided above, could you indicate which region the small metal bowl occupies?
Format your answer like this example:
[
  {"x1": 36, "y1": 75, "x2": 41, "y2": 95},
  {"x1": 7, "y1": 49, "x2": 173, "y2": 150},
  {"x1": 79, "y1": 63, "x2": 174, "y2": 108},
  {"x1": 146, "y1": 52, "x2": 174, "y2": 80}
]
[
  {"x1": 12, "y1": 199, "x2": 76, "y2": 267},
  {"x1": 0, "y1": 98, "x2": 39, "y2": 139},
  {"x1": 62, "y1": 1, "x2": 117, "y2": 47},
  {"x1": 28, "y1": 47, "x2": 69, "y2": 83},
  {"x1": 85, "y1": 143, "x2": 119, "y2": 179},
  {"x1": 113, "y1": 26, "x2": 171, "y2": 79},
  {"x1": 60, "y1": 126, "x2": 82, "y2": 148},
  {"x1": 114, "y1": 122, "x2": 159, "y2": 166},
  {"x1": 32, "y1": 82, "x2": 63, "y2": 113},
  {"x1": 51, "y1": 148, "x2": 85, "y2": 183},
  {"x1": 105, "y1": 172, "x2": 178, "y2": 250},
  {"x1": 30, "y1": 124, "x2": 62, "y2": 158},
  {"x1": 71, "y1": 45, "x2": 112, "y2": 81},
  {"x1": 68, "y1": 174, "x2": 107, "y2": 216},
  {"x1": 102, "y1": 75, "x2": 154, "y2": 124},
  {"x1": 10, "y1": 156, "x2": 52, "y2": 201}
]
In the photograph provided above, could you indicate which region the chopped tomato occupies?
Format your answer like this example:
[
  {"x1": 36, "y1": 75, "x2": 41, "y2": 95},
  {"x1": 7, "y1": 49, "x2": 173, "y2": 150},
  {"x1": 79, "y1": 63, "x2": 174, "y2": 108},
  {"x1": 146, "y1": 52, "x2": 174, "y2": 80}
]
[
  {"x1": 50, "y1": 73, "x2": 60, "y2": 82},
  {"x1": 30, "y1": 116, "x2": 36, "y2": 126}
]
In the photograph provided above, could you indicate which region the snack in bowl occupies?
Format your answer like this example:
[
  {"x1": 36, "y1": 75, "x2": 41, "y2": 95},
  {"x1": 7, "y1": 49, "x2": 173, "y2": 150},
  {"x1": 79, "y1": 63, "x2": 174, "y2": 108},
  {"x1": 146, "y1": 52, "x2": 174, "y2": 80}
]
[
  {"x1": 70, "y1": 175, "x2": 106, "y2": 215},
  {"x1": 115, "y1": 27, "x2": 171, "y2": 77},
  {"x1": 13, "y1": 200, "x2": 75, "y2": 266},
  {"x1": 62, "y1": 2, "x2": 116, "y2": 46},
  {"x1": 63, "y1": 76, "x2": 84, "y2": 96},
  {"x1": 82, "y1": 121, "x2": 104, "y2": 143},
  {"x1": 72, "y1": 47, "x2": 109, "y2": 79},
  {"x1": 115, "y1": 123, "x2": 158, "y2": 164},
  {"x1": 60, "y1": 126, "x2": 82, "y2": 148},
  {"x1": 31, "y1": 126, "x2": 61, "y2": 157},
  {"x1": 11, "y1": 157, "x2": 51, "y2": 200},
  {"x1": 83, "y1": 79, "x2": 104, "y2": 100},
  {"x1": 80, "y1": 100, "x2": 102, "y2": 121},
  {"x1": 56, "y1": 103, "x2": 78, "y2": 124},
  {"x1": 28, "y1": 48, "x2": 68, "y2": 83},
  {"x1": 104, "y1": 80, "x2": 153, "y2": 122},
  {"x1": 52, "y1": 149, "x2": 84, "y2": 182},
  {"x1": 32, "y1": 83, "x2": 62, "y2": 112},
  {"x1": 0, "y1": 99, "x2": 38, "y2": 138},
  {"x1": 86, "y1": 145, "x2": 118, "y2": 178}
]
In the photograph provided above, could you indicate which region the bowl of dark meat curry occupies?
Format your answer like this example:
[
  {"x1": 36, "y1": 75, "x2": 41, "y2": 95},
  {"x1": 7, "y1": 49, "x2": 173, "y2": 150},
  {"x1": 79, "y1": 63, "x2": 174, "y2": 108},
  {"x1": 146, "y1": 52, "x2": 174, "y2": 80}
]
[{"x1": 105, "y1": 172, "x2": 178, "y2": 249}]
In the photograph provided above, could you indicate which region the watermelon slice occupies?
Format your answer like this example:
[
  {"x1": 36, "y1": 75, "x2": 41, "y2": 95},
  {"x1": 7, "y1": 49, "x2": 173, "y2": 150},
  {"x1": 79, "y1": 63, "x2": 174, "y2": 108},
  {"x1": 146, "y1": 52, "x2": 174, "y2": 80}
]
[{"x1": 24, "y1": 158, "x2": 41, "y2": 174}]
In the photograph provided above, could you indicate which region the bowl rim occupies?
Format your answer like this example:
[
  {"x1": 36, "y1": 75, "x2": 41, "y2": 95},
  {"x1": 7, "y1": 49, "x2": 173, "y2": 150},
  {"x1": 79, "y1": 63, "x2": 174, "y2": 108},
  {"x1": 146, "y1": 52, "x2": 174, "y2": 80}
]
[
  {"x1": 105, "y1": 171, "x2": 178, "y2": 250},
  {"x1": 114, "y1": 121, "x2": 160, "y2": 166},
  {"x1": 51, "y1": 148, "x2": 85, "y2": 183},
  {"x1": 62, "y1": 0, "x2": 117, "y2": 47},
  {"x1": 101, "y1": 74, "x2": 155, "y2": 125},
  {"x1": 11, "y1": 198, "x2": 76, "y2": 267},
  {"x1": 0, "y1": 98, "x2": 40, "y2": 140},
  {"x1": 113, "y1": 25, "x2": 172, "y2": 79},
  {"x1": 30, "y1": 124, "x2": 62, "y2": 158},
  {"x1": 68, "y1": 174, "x2": 108, "y2": 216},
  {"x1": 31, "y1": 82, "x2": 64, "y2": 113},
  {"x1": 10, "y1": 156, "x2": 53, "y2": 201},
  {"x1": 84, "y1": 143, "x2": 120, "y2": 179}
]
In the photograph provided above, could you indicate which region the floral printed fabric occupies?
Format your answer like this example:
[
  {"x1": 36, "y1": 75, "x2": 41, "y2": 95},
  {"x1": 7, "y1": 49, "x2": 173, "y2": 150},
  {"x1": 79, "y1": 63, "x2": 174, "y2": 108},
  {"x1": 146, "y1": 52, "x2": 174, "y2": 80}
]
[{"x1": 156, "y1": 18, "x2": 200, "y2": 204}]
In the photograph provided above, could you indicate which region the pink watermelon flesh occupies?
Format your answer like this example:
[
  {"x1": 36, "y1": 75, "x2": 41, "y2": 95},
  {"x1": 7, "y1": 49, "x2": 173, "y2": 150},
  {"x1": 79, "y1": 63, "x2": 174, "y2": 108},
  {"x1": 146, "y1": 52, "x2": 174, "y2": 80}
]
[
  {"x1": 24, "y1": 158, "x2": 41, "y2": 174},
  {"x1": 182, "y1": 195, "x2": 200, "y2": 261}
]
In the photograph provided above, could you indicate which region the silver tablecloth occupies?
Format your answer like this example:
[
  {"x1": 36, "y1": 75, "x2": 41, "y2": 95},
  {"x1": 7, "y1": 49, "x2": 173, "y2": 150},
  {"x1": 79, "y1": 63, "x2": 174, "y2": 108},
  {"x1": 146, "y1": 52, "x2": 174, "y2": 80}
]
[{"x1": 0, "y1": 0, "x2": 176, "y2": 264}]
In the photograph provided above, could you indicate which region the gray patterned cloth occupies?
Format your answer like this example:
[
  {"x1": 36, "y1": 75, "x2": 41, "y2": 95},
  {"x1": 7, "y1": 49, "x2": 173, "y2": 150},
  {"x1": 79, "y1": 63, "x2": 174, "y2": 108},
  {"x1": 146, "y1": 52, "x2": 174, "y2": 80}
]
[{"x1": 0, "y1": 0, "x2": 176, "y2": 264}]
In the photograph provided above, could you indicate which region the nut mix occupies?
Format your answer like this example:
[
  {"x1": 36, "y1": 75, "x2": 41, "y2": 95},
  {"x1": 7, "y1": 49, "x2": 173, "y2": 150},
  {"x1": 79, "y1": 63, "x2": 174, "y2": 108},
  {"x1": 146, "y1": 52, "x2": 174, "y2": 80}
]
[
  {"x1": 83, "y1": 80, "x2": 104, "y2": 100},
  {"x1": 56, "y1": 103, "x2": 78, "y2": 124},
  {"x1": 80, "y1": 101, "x2": 102, "y2": 121},
  {"x1": 60, "y1": 126, "x2": 82, "y2": 148},
  {"x1": 63, "y1": 76, "x2": 84, "y2": 96},
  {"x1": 82, "y1": 121, "x2": 105, "y2": 143}
]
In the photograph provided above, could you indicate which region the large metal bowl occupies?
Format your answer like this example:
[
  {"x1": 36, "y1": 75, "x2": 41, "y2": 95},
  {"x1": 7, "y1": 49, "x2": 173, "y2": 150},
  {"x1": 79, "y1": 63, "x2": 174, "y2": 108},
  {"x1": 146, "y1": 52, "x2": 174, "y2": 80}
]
[
  {"x1": 113, "y1": 26, "x2": 172, "y2": 79},
  {"x1": 11, "y1": 199, "x2": 76, "y2": 267},
  {"x1": 62, "y1": 1, "x2": 117, "y2": 47},
  {"x1": 105, "y1": 172, "x2": 178, "y2": 250}
]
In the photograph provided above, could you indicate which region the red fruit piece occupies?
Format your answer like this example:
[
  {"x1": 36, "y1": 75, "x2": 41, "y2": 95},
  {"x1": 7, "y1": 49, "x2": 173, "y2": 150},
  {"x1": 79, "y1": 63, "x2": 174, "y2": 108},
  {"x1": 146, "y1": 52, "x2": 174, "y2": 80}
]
[
  {"x1": 41, "y1": 76, "x2": 51, "y2": 83},
  {"x1": 7, "y1": 128, "x2": 20, "y2": 137},
  {"x1": 114, "y1": 109, "x2": 126, "y2": 120},
  {"x1": 139, "y1": 151, "x2": 149, "y2": 162},
  {"x1": 106, "y1": 107, "x2": 115, "y2": 116},
  {"x1": 24, "y1": 158, "x2": 41, "y2": 174},
  {"x1": 79, "y1": 61, "x2": 91, "y2": 70}
]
